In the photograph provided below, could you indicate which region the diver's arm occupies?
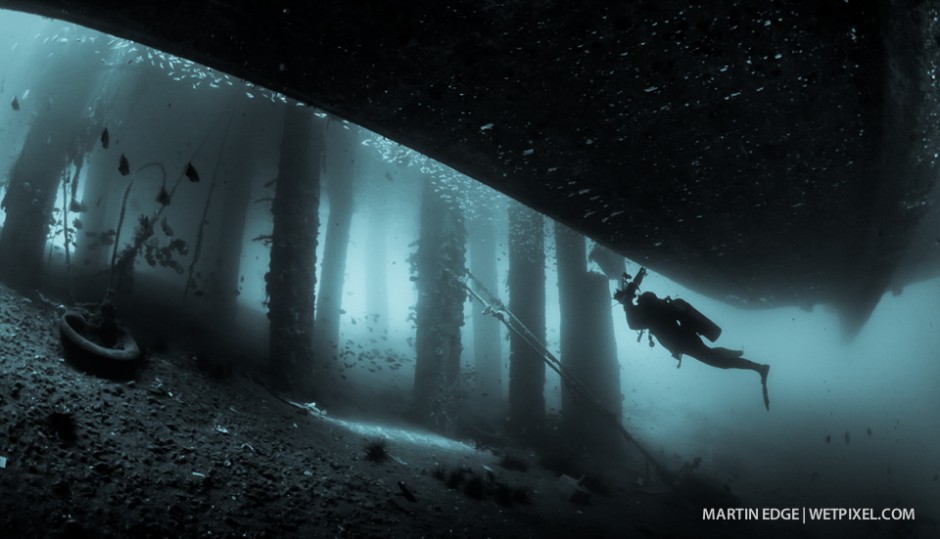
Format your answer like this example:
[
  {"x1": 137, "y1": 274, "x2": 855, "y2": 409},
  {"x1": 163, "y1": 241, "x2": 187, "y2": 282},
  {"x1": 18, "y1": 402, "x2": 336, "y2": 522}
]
[
  {"x1": 626, "y1": 304, "x2": 654, "y2": 331},
  {"x1": 624, "y1": 305, "x2": 644, "y2": 330},
  {"x1": 621, "y1": 283, "x2": 647, "y2": 330}
]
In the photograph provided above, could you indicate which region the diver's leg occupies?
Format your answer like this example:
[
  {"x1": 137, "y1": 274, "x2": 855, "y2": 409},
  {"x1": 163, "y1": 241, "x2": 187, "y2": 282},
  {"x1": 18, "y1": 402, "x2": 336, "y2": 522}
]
[
  {"x1": 689, "y1": 344, "x2": 771, "y2": 411},
  {"x1": 713, "y1": 346, "x2": 743, "y2": 358},
  {"x1": 688, "y1": 343, "x2": 760, "y2": 372}
]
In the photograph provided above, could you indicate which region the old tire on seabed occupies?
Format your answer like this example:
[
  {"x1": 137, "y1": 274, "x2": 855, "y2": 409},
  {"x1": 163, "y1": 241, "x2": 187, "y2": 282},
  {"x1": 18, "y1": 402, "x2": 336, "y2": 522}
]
[{"x1": 59, "y1": 311, "x2": 141, "y2": 379}]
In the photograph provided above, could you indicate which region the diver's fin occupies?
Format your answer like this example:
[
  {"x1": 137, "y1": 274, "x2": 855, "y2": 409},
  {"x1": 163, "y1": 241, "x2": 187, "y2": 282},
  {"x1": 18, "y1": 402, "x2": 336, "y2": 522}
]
[
  {"x1": 760, "y1": 364, "x2": 770, "y2": 384},
  {"x1": 760, "y1": 364, "x2": 771, "y2": 411}
]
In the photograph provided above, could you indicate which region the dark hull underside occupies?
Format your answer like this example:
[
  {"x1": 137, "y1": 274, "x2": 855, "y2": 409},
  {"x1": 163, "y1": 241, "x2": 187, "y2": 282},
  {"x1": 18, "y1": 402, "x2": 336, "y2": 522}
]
[{"x1": 2, "y1": 0, "x2": 939, "y2": 333}]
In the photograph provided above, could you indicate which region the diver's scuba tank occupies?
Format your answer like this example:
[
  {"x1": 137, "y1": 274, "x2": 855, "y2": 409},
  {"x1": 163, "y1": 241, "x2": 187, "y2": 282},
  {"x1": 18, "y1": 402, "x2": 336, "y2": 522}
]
[{"x1": 668, "y1": 297, "x2": 722, "y2": 342}]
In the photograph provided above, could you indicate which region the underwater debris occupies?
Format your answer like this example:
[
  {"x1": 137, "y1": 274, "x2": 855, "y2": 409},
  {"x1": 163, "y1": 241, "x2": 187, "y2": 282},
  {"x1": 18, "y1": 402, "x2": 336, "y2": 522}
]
[
  {"x1": 10, "y1": 96, "x2": 19, "y2": 110},
  {"x1": 397, "y1": 481, "x2": 417, "y2": 502},
  {"x1": 185, "y1": 162, "x2": 200, "y2": 182},
  {"x1": 118, "y1": 154, "x2": 130, "y2": 176},
  {"x1": 101, "y1": 127, "x2": 109, "y2": 149}
]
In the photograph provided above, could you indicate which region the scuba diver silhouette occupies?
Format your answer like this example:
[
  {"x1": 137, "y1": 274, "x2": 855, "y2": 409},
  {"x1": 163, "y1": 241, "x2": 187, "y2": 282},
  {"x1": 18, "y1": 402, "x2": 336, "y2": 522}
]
[{"x1": 614, "y1": 268, "x2": 771, "y2": 410}]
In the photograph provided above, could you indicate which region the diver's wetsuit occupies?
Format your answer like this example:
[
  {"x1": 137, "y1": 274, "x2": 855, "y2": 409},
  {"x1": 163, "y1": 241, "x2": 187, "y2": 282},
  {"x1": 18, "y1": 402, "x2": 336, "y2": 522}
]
[{"x1": 621, "y1": 284, "x2": 771, "y2": 409}]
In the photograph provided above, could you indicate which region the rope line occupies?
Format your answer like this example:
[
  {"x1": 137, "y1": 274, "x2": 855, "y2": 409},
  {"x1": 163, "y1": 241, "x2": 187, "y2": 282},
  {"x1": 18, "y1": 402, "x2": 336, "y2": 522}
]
[{"x1": 459, "y1": 268, "x2": 676, "y2": 484}]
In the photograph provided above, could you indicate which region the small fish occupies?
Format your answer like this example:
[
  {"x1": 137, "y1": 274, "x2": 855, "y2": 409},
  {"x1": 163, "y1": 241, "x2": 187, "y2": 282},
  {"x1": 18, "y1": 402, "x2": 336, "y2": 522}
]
[
  {"x1": 101, "y1": 127, "x2": 109, "y2": 149},
  {"x1": 160, "y1": 218, "x2": 173, "y2": 236},
  {"x1": 866, "y1": 427, "x2": 872, "y2": 437},
  {"x1": 185, "y1": 162, "x2": 199, "y2": 182},
  {"x1": 118, "y1": 154, "x2": 130, "y2": 176},
  {"x1": 844, "y1": 431, "x2": 850, "y2": 444},
  {"x1": 384, "y1": 171, "x2": 395, "y2": 182},
  {"x1": 11, "y1": 96, "x2": 19, "y2": 110},
  {"x1": 825, "y1": 434, "x2": 831, "y2": 444}
]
